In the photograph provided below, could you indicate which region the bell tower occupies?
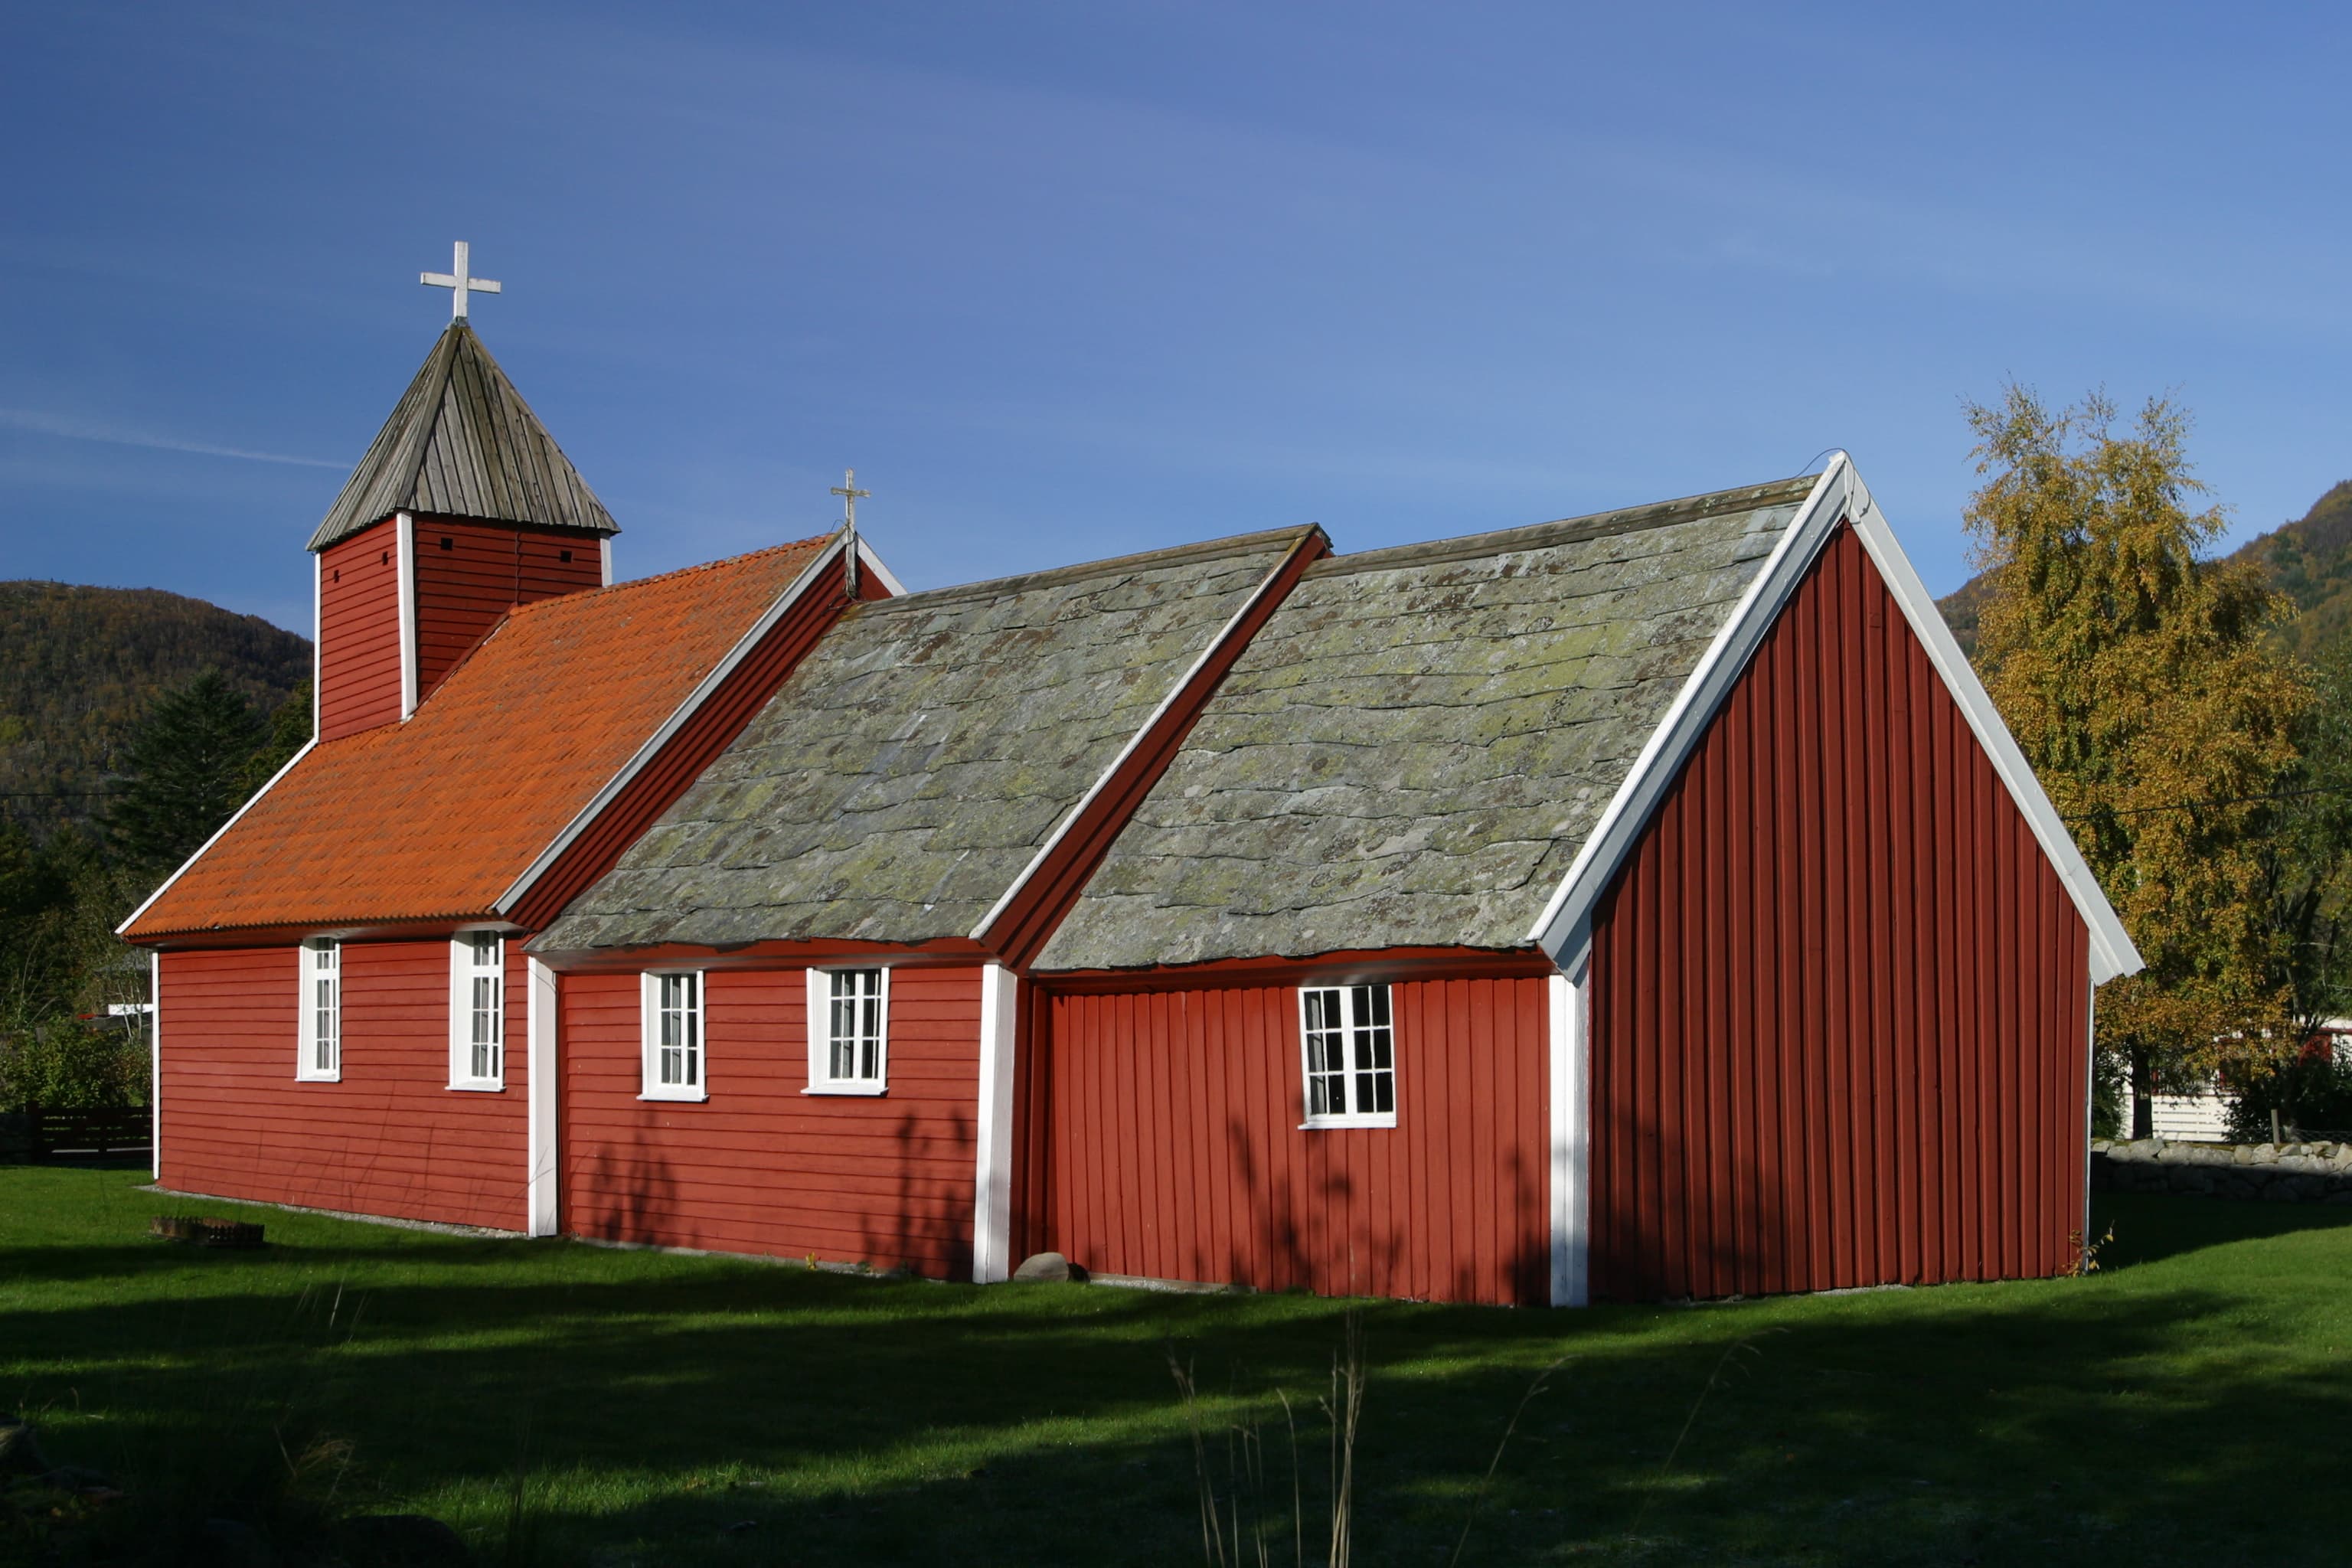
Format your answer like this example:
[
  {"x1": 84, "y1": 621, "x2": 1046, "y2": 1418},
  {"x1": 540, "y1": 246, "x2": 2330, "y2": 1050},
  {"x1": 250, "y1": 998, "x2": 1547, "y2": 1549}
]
[{"x1": 309, "y1": 250, "x2": 617, "y2": 742}]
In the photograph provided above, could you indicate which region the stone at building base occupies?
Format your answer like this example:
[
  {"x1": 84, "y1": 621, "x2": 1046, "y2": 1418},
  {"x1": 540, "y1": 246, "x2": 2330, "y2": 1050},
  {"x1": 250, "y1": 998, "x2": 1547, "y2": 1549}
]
[{"x1": 1012, "y1": 1251, "x2": 1088, "y2": 1282}]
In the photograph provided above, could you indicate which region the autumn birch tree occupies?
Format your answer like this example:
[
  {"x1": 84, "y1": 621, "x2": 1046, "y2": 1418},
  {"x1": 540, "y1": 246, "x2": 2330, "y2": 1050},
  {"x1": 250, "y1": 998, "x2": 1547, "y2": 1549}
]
[{"x1": 1965, "y1": 387, "x2": 2308, "y2": 1138}]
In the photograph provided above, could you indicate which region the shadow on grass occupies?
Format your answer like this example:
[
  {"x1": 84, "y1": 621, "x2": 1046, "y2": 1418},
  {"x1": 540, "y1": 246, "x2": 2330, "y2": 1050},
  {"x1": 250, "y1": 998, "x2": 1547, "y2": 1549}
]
[
  {"x1": 11, "y1": 1183, "x2": 2352, "y2": 1563},
  {"x1": 1, "y1": 1152, "x2": 152, "y2": 1171},
  {"x1": 2091, "y1": 1187, "x2": 2352, "y2": 1267}
]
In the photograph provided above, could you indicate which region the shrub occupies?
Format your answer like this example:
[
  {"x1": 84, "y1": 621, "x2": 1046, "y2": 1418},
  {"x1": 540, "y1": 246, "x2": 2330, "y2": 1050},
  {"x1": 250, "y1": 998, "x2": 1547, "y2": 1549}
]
[
  {"x1": 2223, "y1": 1054, "x2": 2352, "y2": 1142},
  {"x1": 0, "y1": 1022, "x2": 145, "y2": 1112}
]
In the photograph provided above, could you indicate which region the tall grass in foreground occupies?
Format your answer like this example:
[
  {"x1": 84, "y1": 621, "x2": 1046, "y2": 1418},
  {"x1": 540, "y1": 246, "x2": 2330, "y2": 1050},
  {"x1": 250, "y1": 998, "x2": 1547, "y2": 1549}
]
[
  {"x1": 1172, "y1": 1316, "x2": 1785, "y2": 1565},
  {"x1": 1171, "y1": 1312, "x2": 1563, "y2": 1568}
]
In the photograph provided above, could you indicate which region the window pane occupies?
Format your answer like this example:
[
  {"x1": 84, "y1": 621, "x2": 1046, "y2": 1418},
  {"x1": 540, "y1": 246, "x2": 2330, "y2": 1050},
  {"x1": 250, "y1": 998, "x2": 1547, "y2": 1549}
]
[
  {"x1": 1303, "y1": 988, "x2": 1349, "y2": 1117},
  {"x1": 1349, "y1": 986, "x2": 1393, "y2": 1118},
  {"x1": 312, "y1": 942, "x2": 338, "y2": 1073},
  {"x1": 826, "y1": 970, "x2": 882, "y2": 1082},
  {"x1": 1307, "y1": 987, "x2": 1337, "y2": 1038}
]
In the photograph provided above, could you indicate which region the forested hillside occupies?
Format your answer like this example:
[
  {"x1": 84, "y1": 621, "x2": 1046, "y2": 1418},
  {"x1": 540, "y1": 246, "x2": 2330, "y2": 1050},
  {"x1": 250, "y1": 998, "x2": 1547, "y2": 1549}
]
[
  {"x1": 1939, "y1": 478, "x2": 2352, "y2": 663},
  {"x1": 0, "y1": 582, "x2": 309, "y2": 836},
  {"x1": 2226, "y1": 479, "x2": 2352, "y2": 662}
]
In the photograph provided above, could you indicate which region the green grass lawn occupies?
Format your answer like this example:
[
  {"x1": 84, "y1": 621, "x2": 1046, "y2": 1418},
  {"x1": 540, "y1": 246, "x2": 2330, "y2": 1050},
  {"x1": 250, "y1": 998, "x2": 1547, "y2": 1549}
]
[{"x1": 5, "y1": 1165, "x2": 2351, "y2": 1565}]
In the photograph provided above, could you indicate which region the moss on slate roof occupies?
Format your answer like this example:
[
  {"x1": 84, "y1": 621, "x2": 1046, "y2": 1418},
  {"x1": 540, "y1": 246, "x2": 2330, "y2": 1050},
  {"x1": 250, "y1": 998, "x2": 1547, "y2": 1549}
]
[
  {"x1": 1034, "y1": 478, "x2": 1815, "y2": 970},
  {"x1": 534, "y1": 528, "x2": 1312, "y2": 952}
]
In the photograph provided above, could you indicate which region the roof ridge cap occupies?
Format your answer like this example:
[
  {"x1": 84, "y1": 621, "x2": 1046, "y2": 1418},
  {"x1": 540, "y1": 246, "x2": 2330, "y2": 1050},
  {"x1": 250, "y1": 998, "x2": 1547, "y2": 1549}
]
[
  {"x1": 501, "y1": 533, "x2": 836, "y2": 622},
  {"x1": 1305, "y1": 476, "x2": 1817, "y2": 578},
  {"x1": 854, "y1": 524, "x2": 1317, "y2": 614}
]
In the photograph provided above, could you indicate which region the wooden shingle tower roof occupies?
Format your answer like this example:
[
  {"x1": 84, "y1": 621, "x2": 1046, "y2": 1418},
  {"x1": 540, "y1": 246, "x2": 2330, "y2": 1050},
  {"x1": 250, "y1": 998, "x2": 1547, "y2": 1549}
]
[{"x1": 308, "y1": 319, "x2": 619, "y2": 550}]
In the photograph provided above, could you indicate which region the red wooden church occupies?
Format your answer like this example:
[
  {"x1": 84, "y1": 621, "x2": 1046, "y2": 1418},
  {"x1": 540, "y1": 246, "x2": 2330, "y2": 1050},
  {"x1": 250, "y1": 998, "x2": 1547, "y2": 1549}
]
[{"x1": 124, "y1": 317, "x2": 2138, "y2": 1305}]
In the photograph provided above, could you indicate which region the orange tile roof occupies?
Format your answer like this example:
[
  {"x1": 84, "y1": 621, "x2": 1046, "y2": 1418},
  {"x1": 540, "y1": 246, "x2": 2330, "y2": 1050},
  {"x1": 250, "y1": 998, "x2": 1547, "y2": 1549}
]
[{"x1": 126, "y1": 537, "x2": 832, "y2": 940}]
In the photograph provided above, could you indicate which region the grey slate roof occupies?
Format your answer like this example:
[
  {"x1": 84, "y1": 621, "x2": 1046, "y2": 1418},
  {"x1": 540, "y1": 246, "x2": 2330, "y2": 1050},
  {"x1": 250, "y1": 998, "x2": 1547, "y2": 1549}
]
[
  {"x1": 308, "y1": 321, "x2": 618, "y2": 550},
  {"x1": 534, "y1": 528, "x2": 1312, "y2": 952},
  {"x1": 1034, "y1": 478, "x2": 1816, "y2": 971}
]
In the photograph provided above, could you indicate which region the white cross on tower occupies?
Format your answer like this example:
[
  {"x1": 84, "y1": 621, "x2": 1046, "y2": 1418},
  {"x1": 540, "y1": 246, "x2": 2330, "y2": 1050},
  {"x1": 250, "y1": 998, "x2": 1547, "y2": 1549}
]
[
  {"x1": 831, "y1": 469, "x2": 871, "y2": 597},
  {"x1": 420, "y1": 240, "x2": 503, "y2": 320},
  {"x1": 830, "y1": 469, "x2": 871, "y2": 531}
]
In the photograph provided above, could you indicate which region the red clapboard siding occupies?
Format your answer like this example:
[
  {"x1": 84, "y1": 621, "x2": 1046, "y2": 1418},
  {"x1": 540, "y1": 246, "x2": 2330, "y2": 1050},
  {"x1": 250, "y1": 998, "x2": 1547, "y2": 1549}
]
[
  {"x1": 156, "y1": 939, "x2": 530, "y2": 1231},
  {"x1": 317, "y1": 523, "x2": 404, "y2": 741},
  {"x1": 507, "y1": 553, "x2": 851, "y2": 929},
  {"x1": 1586, "y1": 523, "x2": 2091, "y2": 1302},
  {"x1": 1026, "y1": 974, "x2": 1550, "y2": 1305},
  {"x1": 558, "y1": 964, "x2": 982, "y2": 1277},
  {"x1": 411, "y1": 516, "x2": 603, "y2": 704}
]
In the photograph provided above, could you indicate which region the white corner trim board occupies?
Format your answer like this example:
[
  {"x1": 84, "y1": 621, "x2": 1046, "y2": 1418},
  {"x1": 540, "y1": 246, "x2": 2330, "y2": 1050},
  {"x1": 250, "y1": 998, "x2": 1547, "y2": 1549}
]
[
  {"x1": 1527, "y1": 453, "x2": 2141, "y2": 985},
  {"x1": 1547, "y1": 955, "x2": 1591, "y2": 1308},
  {"x1": 495, "y1": 528, "x2": 877, "y2": 916},
  {"x1": 397, "y1": 511, "x2": 418, "y2": 720},
  {"x1": 599, "y1": 536, "x2": 613, "y2": 588},
  {"x1": 972, "y1": 963, "x2": 1019, "y2": 1283},
  {"x1": 149, "y1": 949, "x2": 163, "y2": 1184},
  {"x1": 526, "y1": 956, "x2": 558, "y2": 1236}
]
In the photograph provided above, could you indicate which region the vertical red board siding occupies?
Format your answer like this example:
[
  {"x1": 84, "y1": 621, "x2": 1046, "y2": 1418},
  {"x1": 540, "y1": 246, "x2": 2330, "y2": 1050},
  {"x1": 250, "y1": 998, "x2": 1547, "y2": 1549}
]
[
  {"x1": 558, "y1": 964, "x2": 982, "y2": 1276},
  {"x1": 317, "y1": 523, "x2": 404, "y2": 741},
  {"x1": 506, "y1": 554, "x2": 851, "y2": 929},
  {"x1": 411, "y1": 516, "x2": 603, "y2": 704},
  {"x1": 1586, "y1": 524, "x2": 2091, "y2": 1302},
  {"x1": 1030, "y1": 974, "x2": 1550, "y2": 1305},
  {"x1": 156, "y1": 939, "x2": 530, "y2": 1230},
  {"x1": 1009, "y1": 979, "x2": 1054, "y2": 1266}
]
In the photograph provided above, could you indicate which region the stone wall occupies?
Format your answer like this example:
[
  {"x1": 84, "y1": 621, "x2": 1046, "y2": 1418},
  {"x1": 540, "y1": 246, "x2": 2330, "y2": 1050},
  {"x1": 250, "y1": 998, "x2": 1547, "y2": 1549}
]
[{"x1": 2093, "y1": 1137, "x2": 2352, "y2": 1204}]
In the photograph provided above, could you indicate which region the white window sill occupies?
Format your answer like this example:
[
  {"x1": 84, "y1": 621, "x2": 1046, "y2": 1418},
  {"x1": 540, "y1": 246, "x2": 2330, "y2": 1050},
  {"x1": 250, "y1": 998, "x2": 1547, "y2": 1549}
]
[
  {"x1": 446, "y1": 1080, "x2": 505, "y2": 1093},
  {"x1": 803, "y1": 1083, "x2": 888, "y2": 1097},
  {"x1": 638, "y1": 1089, "x2": 708, "y2": 1103},
  {"x1": 1300, "y1": 1114, "x2": 1396, "y2": 1131},
  {"x1": 295, "y1": 1070, "x2": 341, "y2": 1084}
]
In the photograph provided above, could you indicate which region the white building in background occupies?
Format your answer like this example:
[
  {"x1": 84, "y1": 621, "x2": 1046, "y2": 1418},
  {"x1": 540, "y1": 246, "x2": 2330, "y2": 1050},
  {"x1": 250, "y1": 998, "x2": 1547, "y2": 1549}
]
[{"x1": 2139, "y1": 1021, "x2": 2352, "y2": 1142}]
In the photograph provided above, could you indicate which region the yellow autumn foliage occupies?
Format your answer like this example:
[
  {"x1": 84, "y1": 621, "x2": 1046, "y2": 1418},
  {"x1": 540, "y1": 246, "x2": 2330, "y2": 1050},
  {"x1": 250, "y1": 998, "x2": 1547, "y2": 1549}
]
[{"x1": 1965, "y1": 387, "x2": 2309, "y2": 1096}]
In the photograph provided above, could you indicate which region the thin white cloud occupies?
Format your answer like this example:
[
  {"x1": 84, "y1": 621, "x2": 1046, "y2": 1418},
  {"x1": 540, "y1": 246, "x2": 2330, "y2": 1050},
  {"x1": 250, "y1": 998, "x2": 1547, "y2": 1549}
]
[{"x1": 0, "y1": 407, "x2": 345, "y2": 469}]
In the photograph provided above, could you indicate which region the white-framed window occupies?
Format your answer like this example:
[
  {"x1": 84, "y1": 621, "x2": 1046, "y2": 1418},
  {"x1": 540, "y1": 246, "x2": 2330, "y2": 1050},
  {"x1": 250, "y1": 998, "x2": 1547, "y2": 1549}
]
[
  {"x1": 449, "y1": 932, "x2": 505, "y2": 1090},
  {"x1": 805, "y1": 966, "x2": 888, "y2": 1094},
  {"x1": 1298, "y1": 983, "x2": 1396, "y2": 1129},
  {"x1": 640, "y1": 970, "x2": 706, "y2": 1102},
  {"x1": 296, "y1": 938, "x2": 341, "y2": 1082}
]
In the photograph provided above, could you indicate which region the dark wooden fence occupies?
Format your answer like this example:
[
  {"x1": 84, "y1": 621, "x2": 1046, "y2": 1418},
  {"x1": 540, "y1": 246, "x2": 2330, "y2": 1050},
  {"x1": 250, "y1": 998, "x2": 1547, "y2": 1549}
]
[{"x1": 28, "y1": 1106, "x2": 150, "y2": 1159}]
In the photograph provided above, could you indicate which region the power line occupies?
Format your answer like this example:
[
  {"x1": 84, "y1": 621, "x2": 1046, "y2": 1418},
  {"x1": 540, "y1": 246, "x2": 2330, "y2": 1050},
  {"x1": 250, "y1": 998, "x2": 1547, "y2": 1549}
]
[{"x1": 2061, "y1": 786, "x2": 2352, "y2": 822}]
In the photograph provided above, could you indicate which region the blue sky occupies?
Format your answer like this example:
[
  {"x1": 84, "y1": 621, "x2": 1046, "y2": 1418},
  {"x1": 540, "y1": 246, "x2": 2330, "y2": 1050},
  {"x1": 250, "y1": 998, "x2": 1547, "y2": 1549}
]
[{"x1": 3, "y1": 3, "x2": 2347, "y2": 634}]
